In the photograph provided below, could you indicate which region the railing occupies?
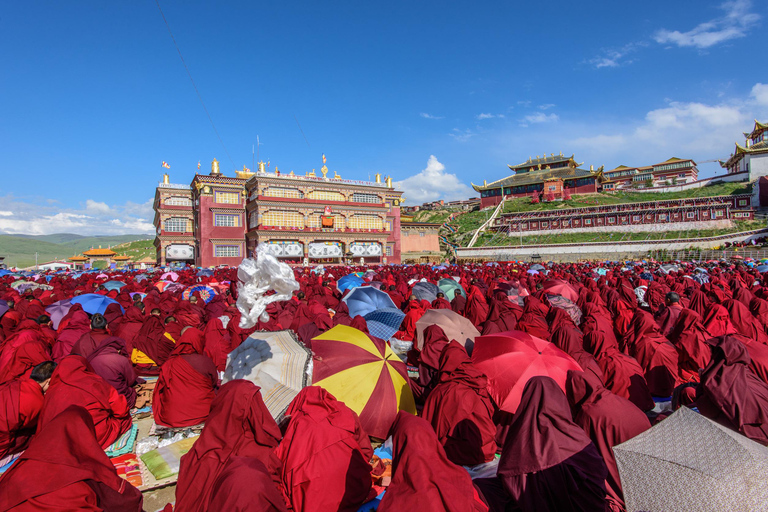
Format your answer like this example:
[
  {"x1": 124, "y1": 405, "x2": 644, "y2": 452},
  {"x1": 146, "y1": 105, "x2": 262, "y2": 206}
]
[{"x1": 158, "y1": 182, "x2": 191, "y2": 190}]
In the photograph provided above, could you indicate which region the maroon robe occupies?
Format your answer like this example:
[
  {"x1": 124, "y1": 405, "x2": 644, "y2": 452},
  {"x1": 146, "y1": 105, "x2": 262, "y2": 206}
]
[{"x1": 422, "y1": 341, "x2": 497, "y2": 466}]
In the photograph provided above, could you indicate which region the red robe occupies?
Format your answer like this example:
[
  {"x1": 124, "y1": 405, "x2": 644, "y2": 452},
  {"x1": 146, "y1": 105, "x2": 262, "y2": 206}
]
[
  {"x1": 51, "y1": 310, "x2": 90, "y2": 362},
  {"x1": 422, "y1": 341, "x2": 497, "y2": 466},
  {"x1": 207, "y1": 457, "x2": 288, "y2": 512},
  {"x1": 175, "y1": 380, "x2": 282, "y2": 512},
  {"x1": 0, "y1": 406, "x2": 143, "y2": 512},
  {"x1": 203, "y1": 317, "x2": 232, "y2": 372},
  {"x1": 153, "y1": 328, "x2": 219, "y2": 427},
  {"x1": 495, "y1": 377, "x2": 608, "y2": 512},
  {"x1": 627, "y1": 310, "x2": 680, "y2": 397},
  {"x1": 379, "y1": 412, "x2": 488, "y2": 512},
  {"x1": 0, "y1": 379, "x2": 44, "y2": 458},
  {"x1": 0, "y1": 338, "x2": 50, "y2": 385},
  {"x1": 667, "y1": 309, "x2": 712, "y2": 383},
  {"x1": 275, "y1": 387, "x2": 374, "y2": 512},
  {"x1": 37, "y1": 356, "x2": 130, "y2": 449},
  {"x1": 464, "y1": 286, "x2": 490, "y2": 329},
  {"x1": 566, "y1": 370, "x2": 651, "y2": 512}
]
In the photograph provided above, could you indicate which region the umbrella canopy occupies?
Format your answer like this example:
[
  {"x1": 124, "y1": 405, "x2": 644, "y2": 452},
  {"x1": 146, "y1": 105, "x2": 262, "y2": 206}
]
[
  {"x1": 95, "y1": 273, "x2": 108, "y2": 279},
  {"x1": 181, "y1": 285, "x2": 217, "y2": 303},
  {"x1": 70, "y1": 294, "x2": 124, "y2": 316},
  {"x1": 0, "y1": 269, "x2": 12, "y2": 277},
  {"x1": 160, "y1": 271, "x2": 179, "y2": 282},
  {"x1": 0, "y1": 300, "x2": 8, "y2": 318},
  {"x1": 731, "y1": 255, "x2": 744, "y2": 260},
  {"x1": 9, "y1": 281, "x2": 51, "y2": 293},
  {"x1": 415, "y1": 309, "x2": 481, "y2": 353},
  {"x1": 134, "y1": 274, "x2": 149, "y2": 282},
  {"x1": 196, "y1": 269, "x2": 214, "y2": 277},
  {"x1": 128, "y1": 292, "x2": 146, "y2": 301},
  {"x1": 337, "y1": 274, "x2": 364, "y2": 293},
  {"x1": 45, "y1": 299, "x2": 72, "y2": 330},
  {"x1": 471, "y1": 330, "x2": 580, "y2": 413},
  {"x1": 155, "y1": 281, "x2": 185, "y2": 293},
  {"x1": 223, "y1": 330, "x2": 311, "y2": 424},
  {"x1": 363, "y1": 307, "x2": 405, "y2": 341},
  {"x1": 526, "y1": 269, "x2": 539, "y2": 275},
  {"x1": 343, "y1": 287, "x2": 397, "y2": 318},
  {"x1": 311, "y1": 325, "x2": 416, "y2": 439},
  {"x1": 541, "y1": 279, "x2": 579, "y2": 302},
  {"x1": 546, "y1": 294, "x2": 582, "y2": 325},
  {"x1": 614, "y1": 407, "x2": 768, "y2": 511},
  {"x1": 102, "y1": 280, "x2": 126, "y2": 292},
  {"x1": 758, "y1": 265, "x2": 768, "y2": 273},
  {"x1": 437, "y1": 278, "x2": 466, "y2": 301},
  {"x1": 411, "y1": 281, "x2": 440, "y2": 302},
  {"x1": 530, "y1": 263, "x2": 545, "y2": 271}
]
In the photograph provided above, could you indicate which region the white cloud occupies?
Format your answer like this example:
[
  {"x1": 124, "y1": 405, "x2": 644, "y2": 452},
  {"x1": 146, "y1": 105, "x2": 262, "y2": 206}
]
[
  {"x1": 522, "y1": 112, "x2": 559, "y2": 125},
  {"x1": 589, "y1": 42, "x2": 647, "y2": 69},
  {"x1": 538, "y1": 104, "x2": 556, "y2": 110},
  {"x1": 85, "y1": 199, "x2": 111, "y2": 214},
  {"x1": 752, "y1": 83, "x2": 768, "y2": 106},
  {"x1": 394, "y1": 155, "x2": 474, "y2": 205},
  {"x1": 0, "y1": 195, "x2": 155, "y2": 236},
  {"x1": 476, "y1": 113, "x2": 495, "y2": 120},
  {"x1": 419, "y1": 112, "x2": 444, "y2": 120},
  {"x1": 449, "y1": 128, "x2": 474, "y2": 142},
  {"x1": 654, "y1": 0, "x2": 760, "y2": 49}
]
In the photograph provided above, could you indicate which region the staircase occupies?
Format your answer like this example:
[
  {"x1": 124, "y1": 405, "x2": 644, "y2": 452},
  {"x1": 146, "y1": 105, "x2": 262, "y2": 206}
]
[{"x1": 467, "y1": 197, "x2": 506, "y2": 248}]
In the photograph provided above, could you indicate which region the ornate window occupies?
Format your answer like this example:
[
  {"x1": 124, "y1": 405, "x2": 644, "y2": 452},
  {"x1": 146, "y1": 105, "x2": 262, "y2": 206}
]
[
  {"x1": 261, "y1": 210, "x2": 304, "y2": 228},
  {"x1": 348, "y1": 214, "x2": 383, "y2": 230},
  {"x1": 214, "y1": 214, "x2": 240, "y2": 227},
  {"x1": 307, "y1": 190, "x2": 345, "y2": 202},
  {"x1": 352, "y1": 193, "x2": 380, "y2": 203},
  {"x1": 214, "y1": 191, "x2": 240, "y2": 204},
  {"x1": 214, "y1": 245, "x2": 240, "y2": 257},
  {"x1": 263, "y1": 187, "x2": 303, "y2": 199},
  {"x1": 164, "y1": 217, "x2": 190, "y2": 232},
  {"x1": 165, "y1": 196, "x2": 191, "y2": 206}
]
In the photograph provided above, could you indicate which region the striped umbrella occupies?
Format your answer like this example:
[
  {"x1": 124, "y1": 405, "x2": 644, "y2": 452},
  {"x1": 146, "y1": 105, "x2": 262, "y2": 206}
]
[
  {"x1": 182, "y1": 285, "x2": 217, "y2": 303},
  {"x1": 311, "y1": 325, "x2": 416, "y2": 439}
]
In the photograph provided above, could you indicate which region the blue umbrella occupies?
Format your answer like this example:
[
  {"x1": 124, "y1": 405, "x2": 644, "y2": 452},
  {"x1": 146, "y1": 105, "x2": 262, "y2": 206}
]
[
  {"x1": 343, "y1": 287, "x2": 397, "y2": 318},
  {"x1": 197, "y1": 268, "x2": 214, "y2": 277},
  {"x1": 0, "y1": 269, "x2": 11, "y2": 277},
  {"x1": 411, "y1": 281, "x2": 440, "y2": 302},
  {"x1": 71, "y1": 294, "x2": 124, "y2": 315},
  {"x1": 0, "y1": 300, "x2": 8, "y2": 318},
  {"x1": 337, "y1": 275, "x2": 364, "y2": 293},
  {"x1": 757, "y1": 265, "x2": 768, "y2": 273},
  {"x1": 103, "y1": 280, "x2": 126, "y2": 291},
  {"x1": 134, "y1": 274, "x2": 149, "y2": 282},
  {"x1": 438, "y1": 278, "x2": 465, "y2": 301},
  {"x1": 363, "y1": 307, "x2": 405, "y2": 341}
]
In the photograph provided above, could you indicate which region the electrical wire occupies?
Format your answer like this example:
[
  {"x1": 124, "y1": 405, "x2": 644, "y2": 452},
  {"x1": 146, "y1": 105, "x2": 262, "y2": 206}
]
[{"x1": 155, "y1": 0, "x2": 237, "y2": 170}]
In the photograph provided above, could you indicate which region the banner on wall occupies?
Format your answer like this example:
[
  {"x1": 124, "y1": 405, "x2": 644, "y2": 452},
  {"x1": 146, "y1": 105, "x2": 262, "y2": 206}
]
[
  {"x1": 349, "y1": 242, "x2": 382, "y2": 257},
  {"x1": 308, "y1": 241, "x2": 342, "y2": 258},
  {"x1": 263, "y1": 241, "x2": 303, "y2": 258},
  {"x1": 166, "y1": 244, "x2": 194, "y2": 260}
]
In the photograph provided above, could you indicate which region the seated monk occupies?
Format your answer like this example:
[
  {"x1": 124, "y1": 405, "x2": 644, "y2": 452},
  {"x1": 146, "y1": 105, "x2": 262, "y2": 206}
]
[
  {"x1": 51, "y1": 309, "x2": 90, "y2": 362},
  {"x1": 422, "y1": 341, "x2": 497, "y2": 466},
  {"x1": 0, "y1": 406, "x2": 143, "y2": 511},
  {"x1": 72, "y1": 323, "x2": 139, "y2": 410},
  {"x1": 275, "y1": 387, "x2": 375, "y2": 512},
  {"x1": 131, "y1": 313, "x2": 175, "y2": 372},
  {"x1": 0, "y1": 333, "x2": 51, "y2": 385},
  {"x1": 0, "y1": 316, "x2": 55, "y2": 384},
  {"x1": 431, "y1": 292, "x2": 452, "y2": 310},
  {"x1": 175, "y1": 380, "x2": 282, "y2": 512},
  {"x1": 378, "y1": 412, "x2": 488, "y2": 512},
  {"x1": 36, "y1": 356, "x2": 131, "y2": 449},
  {"x1": 566, "y1": 370, "x2": 651, "y2": 512},
  {"x1": 493, "y1": 377, "x2": 608, "y2": 512},
  {"x1": 153, "y1": 327, "x2": 219, "y2": 428},
  {"x1": 0, "y1": 361, "x2": 55, "y2": 459}
]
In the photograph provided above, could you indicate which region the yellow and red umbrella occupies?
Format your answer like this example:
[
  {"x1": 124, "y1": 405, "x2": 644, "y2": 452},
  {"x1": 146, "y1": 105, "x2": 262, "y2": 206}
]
[{"x1": 311, "y1": 325, "x2": 416, "y2": 439}]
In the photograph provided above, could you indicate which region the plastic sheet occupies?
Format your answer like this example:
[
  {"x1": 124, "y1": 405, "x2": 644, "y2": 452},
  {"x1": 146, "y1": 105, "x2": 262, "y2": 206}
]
[{"x1": 236, "y1": 244, "x2": 300, "y2": 329}]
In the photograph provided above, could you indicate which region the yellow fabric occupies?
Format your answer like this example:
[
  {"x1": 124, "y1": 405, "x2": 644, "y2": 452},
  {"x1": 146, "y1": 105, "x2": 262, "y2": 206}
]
[
  {"x1": 313, "y1": 361, "x2": 384, "y2": 415},
  {"x1": 164, "y1": 332, "x2": 177, "y2": 345},
  {"x1": 312, "y1": 325, "x2": 380, "y2": 358},
  {"x1": 131, "y1": 349, "x2": 155, "y2": 365},
  {"x1": 385, "y1": 361, "x2": 417, "y2": 414}
]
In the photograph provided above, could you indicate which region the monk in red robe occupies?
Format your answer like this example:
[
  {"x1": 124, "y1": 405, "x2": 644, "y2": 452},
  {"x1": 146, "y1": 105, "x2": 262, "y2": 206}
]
[
  {"x1": 723, "y1": 299, "x2": 768, "y2": 344},
  {"x1": 464, "y1": 286, "x2": 490, "y2": 329},
  {"x1": 696, "y1": 335, "x2": 768, "y2": 445},
  {"x1": 114, "y1": 305, "x2": 145, "y2": 353},
  {"x1": 0, "y1": 361, "x2": 55, "y2": 458},
  {"x1": 378, "y1": 412, "x2": 488, "y2": 512},
  {"x1": 175, "y1": 380, "x2": 282, "y2": 512},
  {"x1": 431, "y1": 292, "x2": 452, "y2": 310},
  {"x1": 0, "y1": 318, "x2": 54, "y2": 373},
  {"x1": 702, "y1": 303, "x2": 738, "y2": 336},
  {"x1": 275, "y1": 386, "x2": 374, "y2": 512},
  {"x1": 422, "y1": 341, "x2": 496, "y2": 466},
  {"x1": 0, "y1": 334, "x2": 51, "y2": 385},
  {"x1": 37, "y1": 356, "x2": 131, "y2": 449},
  {"x1": 584, "y1": 330, "x2": 654, "y2": 412},
  {"x1": 73, "y1": 331, "x2": 139, "y2": 410},
  {"x1": 626, "y1": 309, "x2": 680, "y2": 397},
  {"x1": 495, "y1": 377, "x2": 607, "y2": 512},
  {"x1": 51, "y1": 309, "x2": 90, "y2": 362},
  {"x1": 203, "y1": 317, "x2": 231, "y2": 372},
  {"x1": 654, "y1": 292, "x2": 684, "y2": 337},
  {"x1": 0, "y1": 406, "x2": 143, "y2": 512},
  {"x1": 667, "y1": 309, "x2": 712, "y2": 383},
  {"x1": 549, "y1": 308, "x2": 604, "y2": 383},
  {"x1": 153, "y1": 327, "x2": 219, "y2": 427},
  {"x1": 207, "y1": 457, "x2": 288, "y2": 512},
  {"x1": 566, "y1": 370, "x2": 651, "y2": 512}
]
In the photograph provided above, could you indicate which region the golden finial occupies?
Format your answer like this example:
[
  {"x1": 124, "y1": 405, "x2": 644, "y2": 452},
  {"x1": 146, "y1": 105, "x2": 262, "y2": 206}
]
[
  {"x1": 211, "y1": 158, "x2": 220, "y2": 174},
  {"x1": 162, "y1": 173, "x2": 169, "y2": 185},
  {"x1": 307, "y1": 169, "x2": 316, "y2": 177},
  {"x1": 289, "y1": 170, "x2": 295, "y2": 176},
  {"x1": 257, "y1": 161, "x2": 266, "y2": 173},
  {"x1": 385, "y1": 176, "x2": 392, "y2": 188},
  {"x1": 375, "y1": 173, "x2": 382, "y2": 183},
  {"x1": 321, "y1": 165, "x2": 329, "y2": 178},
  {"x1": 334, "y1": 170, "x2": 341, "y2": 179}
]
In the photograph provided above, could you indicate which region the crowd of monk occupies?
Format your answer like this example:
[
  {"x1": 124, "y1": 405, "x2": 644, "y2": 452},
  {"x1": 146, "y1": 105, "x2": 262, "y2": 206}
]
[{"x1": 1, "y1": 260, "x2": 767, "y2": 511}]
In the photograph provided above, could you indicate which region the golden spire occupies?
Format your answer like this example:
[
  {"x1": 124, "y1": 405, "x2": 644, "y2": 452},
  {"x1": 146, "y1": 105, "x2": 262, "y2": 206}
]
[
  {"x1": 211, "y1": 158, "x2": 220, "y2": 174},
  {"x1": 162, "y1": 173, "x2": 169, "y2": 185}
]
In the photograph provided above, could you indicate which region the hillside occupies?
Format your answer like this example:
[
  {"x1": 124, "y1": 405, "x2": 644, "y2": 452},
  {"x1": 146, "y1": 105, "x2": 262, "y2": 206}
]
[
  {"x1": 418, "y1": 181, "x2": 760, "y2": 252},
  {"x1": 0, "y1": 233, "x2": 152, "y2": 268}
]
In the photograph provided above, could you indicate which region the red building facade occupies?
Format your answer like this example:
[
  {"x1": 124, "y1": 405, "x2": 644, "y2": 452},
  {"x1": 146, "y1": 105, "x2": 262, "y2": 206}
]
[{"x1": 602, "y1": 157, "x2": 699, "y2": 191}]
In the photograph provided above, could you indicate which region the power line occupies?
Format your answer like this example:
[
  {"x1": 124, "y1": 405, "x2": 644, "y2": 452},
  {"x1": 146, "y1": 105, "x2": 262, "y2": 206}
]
[
  {"x1": 294, "y1": 114, "x2": 311, "y2": 148},
  {"x1": 155, "y1": 0, "x2": 237, "y2": 170}
]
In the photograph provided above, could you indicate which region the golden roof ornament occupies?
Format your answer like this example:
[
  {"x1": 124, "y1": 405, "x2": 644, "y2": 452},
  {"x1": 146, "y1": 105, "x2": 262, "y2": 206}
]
[
  {"x1": 162, "y1": 173, "x2": 170, "y2": 184},
  {"x1": 321, "y1": 165, "x2": 329, "y2": 178},
  {"x1": 211, "y1": 158, "x2": 220, "y2": 175},
  {"x1": 334, "y1": 170, "x2": 341, "y2": 179},
  {"x1": 307, "y1": 169, "x2": 316, "y2": 177}
]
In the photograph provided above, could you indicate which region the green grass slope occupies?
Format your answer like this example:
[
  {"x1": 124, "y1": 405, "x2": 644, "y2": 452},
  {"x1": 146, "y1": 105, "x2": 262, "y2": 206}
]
[{"x1": 0, "y1": 234, "x2": 152, "y2": 268}]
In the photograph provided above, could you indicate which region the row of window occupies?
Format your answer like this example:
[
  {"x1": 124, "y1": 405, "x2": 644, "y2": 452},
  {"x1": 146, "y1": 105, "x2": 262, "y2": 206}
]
[
  {"x1": 164, "y1": 196, "x2": 192, "y2": 206},
  {"x1": 653, "y1": 161, "x2": 691, "y2": 172},
  {"x1": 252, "y1": 211, "x2": 384, "y2": 230},
  {"x1": 261, "y1": 187, "x2": 382, "y2": 204},
  {"x1": 214, "y1": 245, "x2": 240, "y2": 257},
  {"x1": 513, "y1": 210, "x2": 728, "y2": 229},
  {"x1": 214, "y1": 191, "x2": 240, "y2": 204}
]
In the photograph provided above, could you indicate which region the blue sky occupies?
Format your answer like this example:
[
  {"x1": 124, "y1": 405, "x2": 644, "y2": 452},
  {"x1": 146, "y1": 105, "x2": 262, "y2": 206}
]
[{"x1": 1, "y1": 0, "x2": 766, "y2": 235}]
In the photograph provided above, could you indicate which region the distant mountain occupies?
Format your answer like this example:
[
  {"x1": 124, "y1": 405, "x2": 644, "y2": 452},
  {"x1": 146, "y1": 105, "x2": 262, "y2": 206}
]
[{"x1": 0, "y1": 233, "x2": 152, "y2": 268}]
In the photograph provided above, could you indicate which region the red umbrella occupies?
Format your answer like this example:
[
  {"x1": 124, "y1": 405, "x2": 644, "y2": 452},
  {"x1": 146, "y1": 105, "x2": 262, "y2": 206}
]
[
  {"x1": 471, "y1": 330, "x2": 581, "y2": 413},
  {"x1": 541, "y1": 279, "x2": 579, "y2": 302}
]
